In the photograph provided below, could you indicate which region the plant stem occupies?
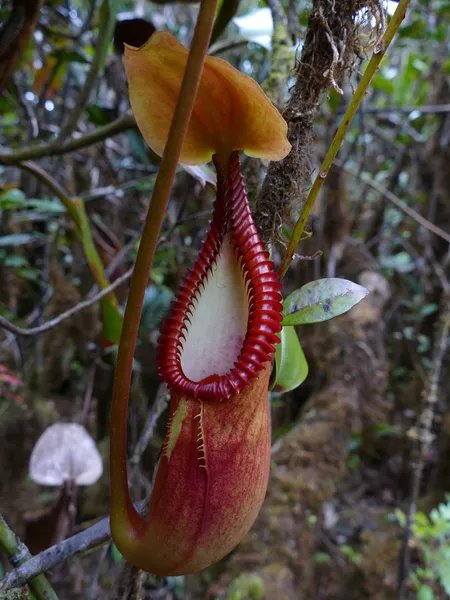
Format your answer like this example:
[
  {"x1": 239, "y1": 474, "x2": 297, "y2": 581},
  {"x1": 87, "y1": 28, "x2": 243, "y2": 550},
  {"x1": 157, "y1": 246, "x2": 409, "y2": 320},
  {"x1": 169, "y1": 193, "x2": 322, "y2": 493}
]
[
  {"x1": 0, "y1": 514, "x2": 59, "y2": 600},
  {"x1": 398, "y1": 291, "x2": 450, "y2": 598},
  {"x1": 0, "y1": 267, "x2": 133, "y2": 338},
  {"x1": 17, "y1": 160, "x2": 121, "y2": 343},
  {"x1": 277, "y1": 0, "x2": 409, "y2": 278},
  {"x1": 0, "y1": 113, "x2": 136, "y2": 164},
  {"x1": 335, "y1": 158, "x2": 450, "y2": 244},
  {"x1": 57, "y1": 0, "x2": 118, "y2": 144},
  {"x1": 110, "y1": 0, "x2": 218, "y2": 540}
]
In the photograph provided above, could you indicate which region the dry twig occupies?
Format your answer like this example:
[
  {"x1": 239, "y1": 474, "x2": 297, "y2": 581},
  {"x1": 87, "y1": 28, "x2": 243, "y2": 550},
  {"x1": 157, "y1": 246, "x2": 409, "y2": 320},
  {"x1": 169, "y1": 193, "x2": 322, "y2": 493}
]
[
  {"x1": 398, "y1": 291, "x2": 450, "y2": 598},
  {"x1": 0, "y1": 268, "x2": 132, "y2": 337}
]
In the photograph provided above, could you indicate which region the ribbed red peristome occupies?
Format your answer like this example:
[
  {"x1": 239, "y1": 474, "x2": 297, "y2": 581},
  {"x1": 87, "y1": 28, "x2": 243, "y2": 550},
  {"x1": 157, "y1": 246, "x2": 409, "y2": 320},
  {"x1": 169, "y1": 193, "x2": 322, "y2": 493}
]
[{"x1": 157, "y1": 151, "x2": 282, "y2": 401}]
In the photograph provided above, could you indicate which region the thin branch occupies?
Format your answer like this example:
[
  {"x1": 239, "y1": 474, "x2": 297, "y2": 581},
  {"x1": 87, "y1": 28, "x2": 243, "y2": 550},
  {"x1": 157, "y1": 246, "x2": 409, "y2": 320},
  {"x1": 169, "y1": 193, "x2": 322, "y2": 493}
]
[
  {"x1": 0, "y1": 268, "x2": 132, "y2": 338},
  {"x1": 0, "y1": 514, "x2": 59, "y2": 599},
  {"x1": 17, "y1": 161, "x2": 79, "y2": 222},
  {"x1": 278, "y1": 0, "x2": 409, "y2": 278},
  {"x1": 398, "y1": 291, "x2": 450, "y2": 598},
  {"x1": 263, "y1": 0, "x2": 291, "y2": 107},
  {"x1": 335, "y1": 158, "x2": 450, "y2": 244},
  {"x1": 129, "y1": 385, "x2": 170, "y2": 469},
  {"x1": 208, "y1": 38, "x2": 266, "y2": 55},
  {"x1": 57, "y1": 0, "x2": 117, "y2": 143},
  {"x1": 0, "y1": 112, "x2": 137, "y2": 164},
  {"x1": 265, "y1": 0, "x2": 287, "y2": 27},
  {"x1": 81, "y1": 364, "x2": 97, "y2": 426},
  {"x1": 0, "y1": 385, "x2": 165, "y2": 593},
  {"x1": 39, "y1": 0, "x2": 97, "y2": 39},
  {"x1": 0, "y1": 512, "x2": 113, "y2": 592},
  {"x1": 347, "y1": 103, "x2": 450, "y2": 115}
]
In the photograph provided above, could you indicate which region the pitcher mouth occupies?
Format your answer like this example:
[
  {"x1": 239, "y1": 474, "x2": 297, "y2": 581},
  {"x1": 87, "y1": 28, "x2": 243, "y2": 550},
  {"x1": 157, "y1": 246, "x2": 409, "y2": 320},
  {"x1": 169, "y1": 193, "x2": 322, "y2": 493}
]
[{"x1": 157, "y1": 151, "x2": 282, "y2": 402}]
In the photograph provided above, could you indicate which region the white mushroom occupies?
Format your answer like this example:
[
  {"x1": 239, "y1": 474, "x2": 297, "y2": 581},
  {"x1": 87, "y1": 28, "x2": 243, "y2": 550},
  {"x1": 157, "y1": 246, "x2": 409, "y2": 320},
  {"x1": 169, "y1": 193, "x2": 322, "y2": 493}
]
[{"x1": 29, "y1": 423, "x2": 103, "y2": 487}]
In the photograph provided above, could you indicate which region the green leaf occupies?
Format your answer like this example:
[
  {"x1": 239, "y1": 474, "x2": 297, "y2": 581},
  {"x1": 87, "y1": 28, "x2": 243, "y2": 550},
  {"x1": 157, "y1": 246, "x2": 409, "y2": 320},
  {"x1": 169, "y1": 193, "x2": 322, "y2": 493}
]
[
  {"x1": 73, "y1": 198, "x2": 122, "y2": 345},
  {"x1": 270, "y1": 326, "x2": 308, "y2": 393},
  {"x1": 417, "y1": 584, "x2": 435, "y2": 600},
  {"x1": 97, "y1": 0, "x2": 120, "y2": 74},
  {"x1": 111, "y1": 542, "x2": 122, "y2": 564},
  {"x1": 27, "y1": 198, "x2": 66, "y2": 213},
  {"x1": 51, "y1": 49, "x2": 89, "y2": 64},
  {"x1": 395, "y1": 508, "x2": 406, "y2": 527},
  {"x1": 398, "y1": 20, "x2": 426, "y2": 39},
  {"x1": 100, "y1": 298, "x2": 123, "y2": 348},
  {"x1": 210, "y1": 0, "x2": 240, "y2": 45},
  {"x1": 381, "y1": 251, "x2": 415, "y2": 273},
  {"x1": 87, "y1": 105, "x2": 117, "y2": 126},
  {"x1": 282, "y1": 278, "x2": 370, "y2": 326},
  {"x1": 140, "y1": 285, "x2": 174, "y2": 333},
  {"x1": 0, "y1": 233, "x2": 40, "y2": 247},
  {"x1": 0, "y1": 188, "x2": 26, "y2": 209},
  {"x1": 313, "y1": 552, "x2": 332, "y2": 565},
  {"x1": 4, "y1": 255, "x2": 28, "y2": 268}
]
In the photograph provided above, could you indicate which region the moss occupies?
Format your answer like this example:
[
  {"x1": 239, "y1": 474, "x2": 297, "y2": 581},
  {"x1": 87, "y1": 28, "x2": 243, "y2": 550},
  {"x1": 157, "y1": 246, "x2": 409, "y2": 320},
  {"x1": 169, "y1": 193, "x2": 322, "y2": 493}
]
[
  {"x1": 226, "y1": 573, "x2": 264, "y2": 600},
  {"x1": 262, "y1": 22, "x2": 293, "y2": 107},
  {"x1": 0, "y1": 588, "x2": 31, "y2": 599}
]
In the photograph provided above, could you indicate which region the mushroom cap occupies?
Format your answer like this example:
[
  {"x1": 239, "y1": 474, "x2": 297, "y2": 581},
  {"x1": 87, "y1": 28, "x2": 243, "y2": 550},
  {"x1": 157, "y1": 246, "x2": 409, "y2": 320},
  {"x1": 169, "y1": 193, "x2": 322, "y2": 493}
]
[{"x1": 29, "y1": 423, "x2": 103, "y2": 486}]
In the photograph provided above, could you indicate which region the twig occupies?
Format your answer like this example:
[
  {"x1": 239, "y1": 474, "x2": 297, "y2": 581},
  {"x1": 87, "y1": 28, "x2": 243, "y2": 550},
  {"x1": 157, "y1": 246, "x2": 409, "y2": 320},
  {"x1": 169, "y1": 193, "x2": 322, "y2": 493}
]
[
  {"x1": 0, "y1": 113, "x2": 137, "y2": 164},
  {"x1": 16, "y1": 161, "x2": 78, "y2": 221},
  {"x1": 345, "y1": 103, "x2": 450, "y2": 115},
  {"x1": 80, "y1": 364, "x2": 97, "y2": 426},
  {"x1": 86, "y1": 543, "x2": 109, "y2": 600},
  {"x1": 0, "y1": 516, "x2": 110, "y2": 592},
  {"x1": 278, "y1": 0, "x2": 409, "y2": 278},
  {"x1": 103, "y1": 233, "x2": 141, "y2": 281},
  {"x1": 0, "y1": 391, "x2": 167, "y2": 594},
  {"x1": 12, "y1": 80, "x2": 39, "y2": 140},
  {"x1": 0, "y1": 267, "x2": 132, "y2": 338},
  {"x1": 12, "y1": 160, "x2": 123, "y2": 342},
  {"x1": 335, "y1": 158, "x2": 450, "y2": 244},
  {"x1": 129, "y1": 385, "x2": 170, "y2": 468},
  {"x1": 57, "y1": 0, "x2": 117, "y2": 143},
  {"x1": 0, "y1": 514, "x2": 59, "y2": 599},
  {"x1": 398, "y1": 291, "x2": 450, "y2": 598},
  {"x1": 263, "y1": 0, "x2": 291, "y2": 107},
  {"x1": 265, "y1": 0, "x2": 287, "y2": 26},
  {"x1": 39, "y1": 0, "x2": 97, "y2": 39},
  {"x1": 208, "y1": 38, "x2": 266, "y2": 55}
]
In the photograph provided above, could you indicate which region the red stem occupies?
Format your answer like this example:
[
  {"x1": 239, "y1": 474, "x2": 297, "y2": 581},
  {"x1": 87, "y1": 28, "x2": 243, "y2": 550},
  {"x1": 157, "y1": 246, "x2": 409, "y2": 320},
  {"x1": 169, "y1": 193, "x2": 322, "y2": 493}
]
[{"x1": 110, "y1": 0, "x2": 218, "y2": 546}]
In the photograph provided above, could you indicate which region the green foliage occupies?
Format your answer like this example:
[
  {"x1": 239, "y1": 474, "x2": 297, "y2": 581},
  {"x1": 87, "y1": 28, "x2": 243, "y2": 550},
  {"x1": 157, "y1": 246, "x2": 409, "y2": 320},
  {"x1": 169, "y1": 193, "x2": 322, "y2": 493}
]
[
  {"x1": 270, "y1": 277, "x2": 369, "y2": 393},
  {"x1": 139, "y1": 285, "x2": 174, "y2": 333},
  {"x1": 110, "y1": 542, "x2": 122, "y2": 564},
  {"x1": 270, "y1": 325, "x2": 308, "y2": 393},
  {"x1": 150, "y1": 247, "x2": 178, "y2": 285},
  {"x1": 211, "y1": 0, "x2": 241, "y2": 44},
  {"x1": 226, "y1": 573, "x2": 264, "y2": 600},
  {"x1": 74, "y1": 199, "x2": 123, "y2": 345},
  {"x1": 97, "y1": 0, "x2": 120, "y2": 74},
  {"x1": 396, "y1": 496, "x2": 450, "y2": 598},
  {"x1": 313, "y1": 552, "x2": 332, "y2": 565},
  {"x1": 417, "y1": 585, "x2": 435, "y2": 600},
  {"x1": 282, "y1": 278, "x2": 370, "y2": 326},
  {"x1": 341, "y1": 544, "x2": 362, "y2": 566}
]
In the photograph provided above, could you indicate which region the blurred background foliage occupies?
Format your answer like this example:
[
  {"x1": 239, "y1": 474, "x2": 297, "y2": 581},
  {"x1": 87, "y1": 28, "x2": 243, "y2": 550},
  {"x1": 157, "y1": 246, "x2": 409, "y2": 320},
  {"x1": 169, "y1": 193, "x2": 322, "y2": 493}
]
[{"x1": 0, "y1": 0, "x2": 449, "y2": 599}]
